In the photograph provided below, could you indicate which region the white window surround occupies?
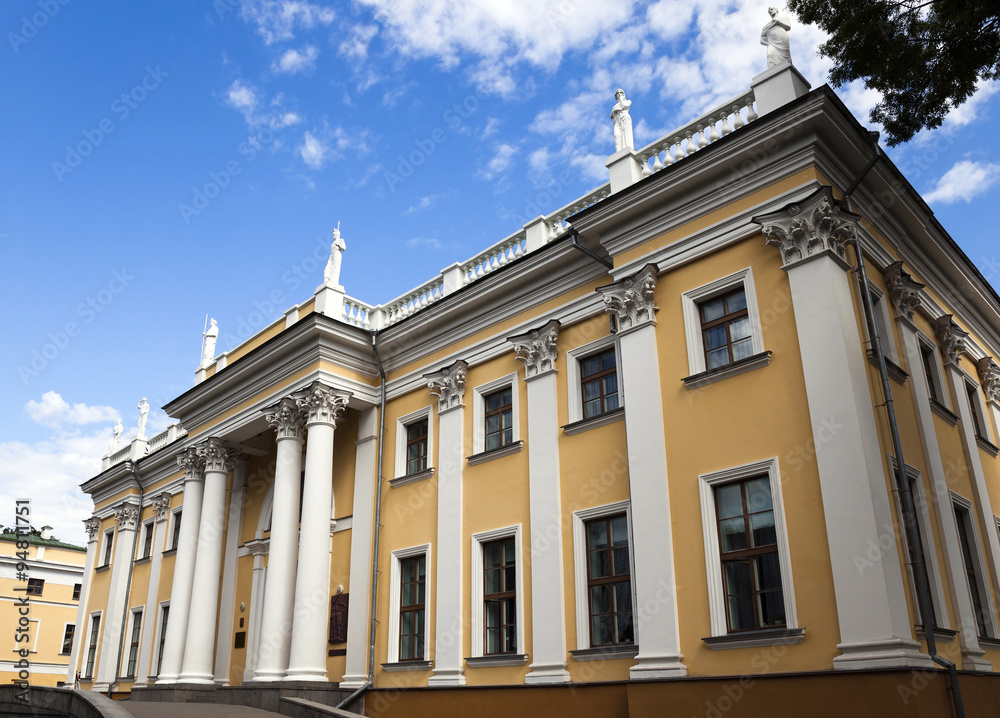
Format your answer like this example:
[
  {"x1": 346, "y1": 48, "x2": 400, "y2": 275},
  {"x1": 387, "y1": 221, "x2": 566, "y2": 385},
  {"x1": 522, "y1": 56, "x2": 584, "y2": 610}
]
[
  {"x1": 916, "y1": 332, "x2": 952, "y2": 412},
  {"x1": 681, "y1": 267, "x2": 766, "y2": 377},
  {"x1": 386, "y1": 543, "x2": 432, "y2": 666},
  {"x1": 167, "y1": 509, "x2": 182, "y2": 550},
  {"x1": 470, "y1": 525, "x2": 525, "y2": 661},
  {"x1": 858, "y1": 280, "x2": 900, "y2": 365},
  {"x1": 565, "y1": 335, "x2": 623, "y2": 426},
  {"x1": 126, "y1": 608, "x2": 143, "y2": 676},
  {"x1": 84, "y1": 611, "x2": 102, "y2": 678},
  {"x1": 154, "y1": 601, "x2": 170, "y2": 676},
  {"x1": 961, "y1": 374, "x2": 996, "y2": 444},
  {"x1": 572, "y1": 500, "x2": 635, "y2": 651},
  {"x1": 471, "y1": 372, "x2": 521, "y2": 456},
  {"x1": 100, "y1": 530, "x2": 114, "y2": 567},
  {"x1": 15, "y1": 618, "x2": 40, "y2": 653},
  {"x1": 60, "y1": 621, "x2": 74, "y2": 656},
  {"x1": 952, "y1": 492, "x2": 998, "y2": 638},
  {"x1": 394, "y1": 405, "x2": 434, "y2": 480},
  {"x1": 698, "y1": 457, "x2": 798, "y2": 638},
  {"x1": 141, "y1": 521, "x2": 154, "y2": 557}
]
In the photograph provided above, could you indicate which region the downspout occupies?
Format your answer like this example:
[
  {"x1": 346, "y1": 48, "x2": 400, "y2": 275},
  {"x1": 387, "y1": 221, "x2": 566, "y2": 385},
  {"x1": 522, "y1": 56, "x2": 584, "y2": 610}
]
[
  {"x1": 109, "y1": 462, "x2": 143, "y2": 698},
  {"x1": 569, "y1": 227, "x2": 613, "y2": 270},
  {"x1": 337, "y1": 329, "x2": 387, "y2": 711},
  {"x1": 845, "y1": 133, "x2": 965, "y2": 718}
]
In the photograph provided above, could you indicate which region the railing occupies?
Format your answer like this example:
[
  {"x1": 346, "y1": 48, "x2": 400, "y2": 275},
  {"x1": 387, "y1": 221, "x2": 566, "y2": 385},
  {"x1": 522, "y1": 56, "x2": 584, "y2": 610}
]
[
  {"x1": 342, "y1": 296, "x2": 375, "y2": 329},
  {"x1": 459, "y1": 231, "x2": 526, "y2": 286},
  {"x1": 146, "y1": 423, "x2": 185, "y2": 454},
  {"x1": 108, "y1": 445, "x2": 131, "y2": 466},
  {"x1": 381, "y1": 277, "x2": 445, "y2": 328},
  {"x1": 543, "y1": 183, "x2": 612, "y2": 241},
  {"x1": 637, "y1": 89, "x2": 758, "y2": 177}
]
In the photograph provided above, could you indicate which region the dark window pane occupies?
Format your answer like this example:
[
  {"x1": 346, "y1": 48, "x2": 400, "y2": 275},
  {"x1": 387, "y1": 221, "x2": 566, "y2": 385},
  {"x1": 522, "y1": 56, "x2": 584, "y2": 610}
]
[
  {"x1": 745, "y1": 478, "x2": 772, "y2": 512},
  {"x1": 588, "y1": 521, "x2": 608, "y2": 551},
  {"x1": 726, "y1": 290, "x2": 748, "y2": 314},
  {"x1": 728, "y1": 595, "x2": 755, "y2": 631},
  {"x1": 716, "y1": 484, "x2": 743, "y2": 519},
  {"x1": 750, "y1": 512, "x2": 777, "y2": 547},
  {"x1": 719, "y1": 517, "x2": 747, "y2": 552},
  {"x1": 701, "y1": 297, "x2": 726, "y2": 322},
  {"x1": 724, "y1": 560, "x2": 752, "y2": 596},
  {"x1": 704, "y1": 325, "x2": 727, "y2": 350}
]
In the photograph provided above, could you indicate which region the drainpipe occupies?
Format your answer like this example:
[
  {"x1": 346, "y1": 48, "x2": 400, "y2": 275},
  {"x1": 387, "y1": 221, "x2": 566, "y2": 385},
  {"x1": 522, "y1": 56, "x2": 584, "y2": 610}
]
[
  {"x1": 108, "y1": 462, "x2": 143, "y2": 699},
  {"x1": 845, "y1": 132, "x2": 965, "y2": 718},
  {"x1": 569, "y1": 228, "x2": 613, "y2": 269},
  {"x1": 337, "y1": 329, "x2": 387, "y2": 711}
]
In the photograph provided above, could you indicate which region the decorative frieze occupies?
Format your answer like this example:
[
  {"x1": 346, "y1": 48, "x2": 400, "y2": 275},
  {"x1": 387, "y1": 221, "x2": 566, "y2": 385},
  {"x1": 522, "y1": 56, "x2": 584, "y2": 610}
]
[
  {"x1": 882, "y1": 261, "x2": 925, "y2": 323},
  {"x1": 197, "y1": 437, "x2": 239, "y2": 474},
  {"x1": 509, "y1": 320, "x2": 560, "y2": 379},
  {"x1": 265, "y1": 397, "x2": 306, "y2": 440},
  {"x1": 114, "y1": 503, "x2": 140, "y2": 531},
  {"x1": 296, "y1": 382, "x2": 351, "y2": 427},
  {"x1": 599, "y1": 263, "x2": 659, "y2": 333},
  {"x1": 426, "y1": 360, "x2": 469, "y2": 413},
  {"x1": 934, "y1": 315, "x2": 969, "y2": 366},
  {"x1": 152, "y1": 493, "x2": 173, "y2": 523},
  {"x1": 84, "y1": 516, "x2": 102, "y2": 542},
  {"x1": 176, "y1": 447, "x2": 205, "y2": 481},
  {"x1": 752, "y1": 186, "x2": 861, "y2": 268},
  {"x1": 978, "y1": 358, "x2": 1000, "y2": 404}
]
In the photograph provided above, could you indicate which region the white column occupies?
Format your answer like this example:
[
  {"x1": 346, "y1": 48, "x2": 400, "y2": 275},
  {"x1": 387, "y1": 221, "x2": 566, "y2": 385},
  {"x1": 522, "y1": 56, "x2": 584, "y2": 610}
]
[
  {"x1": 179, "y1": 438, "x2": 238, "y2": 684},
  {"x1": 341, "y1": 407, "x2": 379, "y2": 689},
  {"x1": 253, "y1": 399, "x2": 305, "y2": 682},
  {"x1": 213, "y1": 461, "x2": 246, "y2": 684},
  {"x1": 93, "y1": 501, "x2": 140, "y2": 690},
  {"x1": 885, "y1": 264, "x2": 990, "y2": 671},
  {"x1": 286, "y1": 382, "x2": 351, "y2": 681},
  {"x1": 157, "y1": 450, "x2": 205, "y2": 684},
  {"x1": 599, "y1": 265, "x2": 686, "y2": 680},
  {"x1": 426, "y1": 361, "x2": 468, "y2": 686},
  {"x1": 242, "y1": 540, "x2": 269, "y2": 682},
  {"x1": 66, "y1": 517, "x2": 101, "y2": 685},
  {"x1": 755, "y1": 187, "x2": 928, "y2": 670},
  {"x1": 136, "y1": 493, "x2": 173, "y2": 683},
  {"x1": 509, "y1": 320, "x2": 571, "y2": 684}
]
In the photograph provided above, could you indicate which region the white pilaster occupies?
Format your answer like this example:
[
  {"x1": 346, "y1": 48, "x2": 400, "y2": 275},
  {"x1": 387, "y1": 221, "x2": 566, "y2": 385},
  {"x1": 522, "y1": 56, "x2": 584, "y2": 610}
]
[
  {"x1": 179, "y1": 438, "x2": 238, "y2": 684},
  {"x1": 754, "y1": 188, "x2": 929, "y2": 670},
  {"x1": 341, "y1": 407, "x2": 379, "y2": 689},
  {"x1": 254, "y1": 400, "x2": 305, "y2": 682},
  {"x1": 136, "y1": 493, "x2": 173, "y2": 684},
  {"x1": 93, "y1": 500, "x2": 140, "y2": 690},
  {"x1": 66, "y1": 518, "x2": 101, "y2": 685},
  {"x1": 425, "y1": 361, "x2": 468, "y2": 686},
  {"x1": 598, "y1": 265, "x2": 686, "y2": 680},
  {"x1": 213, "y1": 462, "x2": 246, "y2": 684},
  {"x1": 509, "y1": 320, "x2": 571, "y2": 684},
  {"x1": 286, "y1": 382, "x2": 352, "y2": 681},
  {"x1": 243, "y1": 539, "x2": 269, "y2": 682}
]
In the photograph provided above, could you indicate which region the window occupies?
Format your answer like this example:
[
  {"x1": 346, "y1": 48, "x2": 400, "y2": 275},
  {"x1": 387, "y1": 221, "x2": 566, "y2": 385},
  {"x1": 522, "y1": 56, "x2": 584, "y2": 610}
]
[
  {"x1": 682, "y1": 268, "x2": 766, "y2": 378},
  {"x1": 60, "y1": 624, "x2": 74, "y2": 655},
  {"x1": 85, "y1": 615, "x2": 101, "y2": 678},
  {"x1": 857, "y1": 280, "x2": 899, "y2": 363},
  {"x1": 565, "y1": 336, "x2": 624, "y2": 428},
  {"x1": 72, "y1": 583, "x2": 82, "y2": 601},
  {"x1": 966, "y1": 381, "x2": 990, "y2": 441},
  {"x1": 141, "y1": 521, "x2": 154, "y2": 559},
  {"x1": 387, "y1": 544, "x2": 431, "y2": 664},
  {"x1": 393, "y1": 406, "x2": 434, "y2": 483},
  {"x1": 918, "y1": 338, "x2": 947, "y2": 406},
  {"x1": 471, "y1": 526, "x2": 524, "y2": 659},
  {"x1": 471, "y1": 373, "x2": 521, "y2": 457},
  {"x1": 26, "y1": 578, "x2": 44, "y2": 596},
  {"x1": 406, "y1": 419, "x2": 429, "y2": 474},
  {"x1": 699, "y1": 458, "x2": 798, "y2": 639},
  {"x1": 954, "y1": 500, "x2": 994, "y2": 637},
  {"x1": 484, "y1": 387, "x2": 513, "y2": 451},
  {"x1": 585, "y1": 514, "x2": 634, "y2": 645},
  {"x1": 102, "y1": 530, "x2": 114, "y2": 566},
  {"x1": 581, "y1": 349, "x2": 620, "y2": 420},
  {"x1": 171, "y1": 511, "x2": 182, "y2": 550},
  {"x1": 156, "y1": 605, "x2": 169, "y2": 675},
  {"x1": 126, "y1": 610, "x2": 142, "y2": 678}
]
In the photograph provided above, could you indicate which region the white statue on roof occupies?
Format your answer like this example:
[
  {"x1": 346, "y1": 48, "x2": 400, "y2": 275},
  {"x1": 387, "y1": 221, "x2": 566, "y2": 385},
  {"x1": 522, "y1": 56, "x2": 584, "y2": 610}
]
[
  {"x1": 137, "y1": 398, "x2": 149, "y2": 440},
  {"x1": 324, "y1": 224, "x2": 347, "y2": 289},
  {"x1": 761, "y1": 6, "x2": 792, "y2": 68},
  {"x1": 108, "y1": 419, "x2": 123, "y2": 453},
  {"x1": 202, "y1": 318, "x2": 219, "y2": 367},
  {"x1": 610, "y1": 89, "x2": 634, "y2": 152}
]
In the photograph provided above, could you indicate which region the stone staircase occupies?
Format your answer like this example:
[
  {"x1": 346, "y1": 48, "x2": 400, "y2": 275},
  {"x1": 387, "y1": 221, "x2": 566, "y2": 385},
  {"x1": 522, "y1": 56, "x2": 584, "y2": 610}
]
[{"x1": 123, "y1": 684, "x2": 364, "y2": 718}]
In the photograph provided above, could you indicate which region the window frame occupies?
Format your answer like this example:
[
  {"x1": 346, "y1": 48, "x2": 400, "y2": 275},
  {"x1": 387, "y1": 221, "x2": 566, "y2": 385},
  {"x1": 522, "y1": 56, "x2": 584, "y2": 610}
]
[
  {"x1": 952, "y1": 493, "x2": 998, "y2": 639},
  {"x1": 60, "y1": 622, "x2": 75, "y2": 656},
  {"x1": 141, "y1": 520, "x2": 154, "y2": 559},
  {"x1": 471, "y1": 373, "x2": 521, "y2": 457},
  {"x1": 964, "y1": 378, "x2": 994, "y2": 444},
  {"x1": 916, "y1": 333, "x2": 950, "y2": 409},
  {"x1": 72, "y1": 583, "x2": 82, "y2": 601},
  {"x1": 699, "y1": 458, "x2": 798, "y2": 638},
  {"x1": 682, "y1": 267, "x2": 766, "y2": 377},
  {"x1": 394, "y1": 405, "x2": 434, "y2": 481},
  {"x1": 155, "y1": 602, "x2": 170, "y2": 676},
  {"x1": 169, "y1": 509, "x2": 182, "y2": 551},
  {"x1": 857, "y1": 278, "x2": 900, "y2": 364},
  {"x1": 26, "y1": 577, "x2": 44, "y2": 596},
  {"x1": 470, "y1": 525, "x2": 525, "y2": 660},
  {"x1": 85, "y1": 612, "x2": 101, "y2": 678},
  {"x1": 386, "y1": 543, "x2": 432, "y2": 665},
  {"x1": 101, "y1": 529, "x2": 114, "y2": 567},
  {"x1": 572, "y1": 501, "x2": 635, "y2": 651},
  {"x1": 566, "y1": 335, "x2": 623, "y2": 426},
  {"x1": 125, "y1": 608, "x2": 143, "y2": 679}
]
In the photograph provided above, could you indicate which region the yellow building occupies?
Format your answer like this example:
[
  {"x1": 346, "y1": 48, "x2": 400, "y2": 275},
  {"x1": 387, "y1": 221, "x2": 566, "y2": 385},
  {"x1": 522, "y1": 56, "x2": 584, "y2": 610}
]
[
  {"x1": 71, "y1": 62, "x2": 1000, "y2": 716},
  {"x1": 1, "y1": 527, "x2": 85, "y2": 688}
]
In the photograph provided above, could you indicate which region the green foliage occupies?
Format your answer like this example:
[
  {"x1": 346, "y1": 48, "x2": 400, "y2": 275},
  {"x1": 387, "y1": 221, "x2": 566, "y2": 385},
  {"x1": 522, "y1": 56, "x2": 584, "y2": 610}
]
[{"x1": 789, "y1": 0, "x2": 1000, "y2": 144}]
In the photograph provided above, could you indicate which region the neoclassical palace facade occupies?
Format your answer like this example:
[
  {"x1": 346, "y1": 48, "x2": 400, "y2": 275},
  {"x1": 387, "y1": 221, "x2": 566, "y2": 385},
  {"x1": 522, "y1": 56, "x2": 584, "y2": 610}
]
[{"x1": 70, "y1": 62, "x2": 1000, "y2": 715}]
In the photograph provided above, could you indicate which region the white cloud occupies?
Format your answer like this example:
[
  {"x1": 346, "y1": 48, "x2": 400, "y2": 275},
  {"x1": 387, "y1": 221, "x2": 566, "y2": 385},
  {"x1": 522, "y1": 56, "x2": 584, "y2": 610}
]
[
  {"x1": 239, "y1": 0, "x2": 335, "y2": 44},
  {"x1": 405, "y1": 237, "x2": 443, "y2": 250},
  {"x1": 226, "y1": 79, "x2": 258, "y2": 115},
  {"x1": 943, "y1": 80, "x2": 999, "y2": 130},
  {"x1": 273, "y1": 45, "x2": 319, "y2": 74},
  {"x1": 340, "y1": 23, "x2": 379, "y2": 60},
  {"x1": 300, "y1": 131, "x2": 330, "y2": 169},
  {"x1": 224, "y1": 80, "x2": 304, "y2": 131},
  {"x1": 924, "y1": 160, "x2": 1000, "y2": 205},
  {"x1": 404, "y1": 196, "x2": 434, "y2": 214},
  {"x1": 25, "y1": 392, "x2": 118, "y2": 429},
  {"x1": 481, "y1": 143, "x2": 518, "y2": 180},
  {"x1": 481, "y1": 117, "x2": 500, "y2": 139}
]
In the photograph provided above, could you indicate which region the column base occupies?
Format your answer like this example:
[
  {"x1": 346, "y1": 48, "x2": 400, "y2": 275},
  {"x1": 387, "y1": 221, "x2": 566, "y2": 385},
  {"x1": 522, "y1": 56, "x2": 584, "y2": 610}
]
[
  {"x1": 283, "y1": 670, "x2": 328, "y2": 682},
  {"x1": 629, "y1": 653, "x2": 687, "y2": 680},
  {"x1": 339, "y1": 675, "x2": 370, "y2": 691},
  {"x1": 428, "y1": 669, "x2": 466, "y2": 687},
  {"x1": 154, "y1": 675, "x2": 178, "y2": 685},
  {"x1": 176, "y1": 672, "x2": 216, "y2": 685},
  {"x1": 961, "y1": 651, "x2": 993, "y2": 673},
  {"x1": 524, "y1": 663, "x2": 571, "y2": 684},
  {"x1": 91, "y1": 683, "x2": 110, "y2": 693},
  {"x1": 833, "y1": 639, "x2": 934, "y2": 670},
  {"x1": 251, "y1": 670, "x2": 287, "y2": 682}
]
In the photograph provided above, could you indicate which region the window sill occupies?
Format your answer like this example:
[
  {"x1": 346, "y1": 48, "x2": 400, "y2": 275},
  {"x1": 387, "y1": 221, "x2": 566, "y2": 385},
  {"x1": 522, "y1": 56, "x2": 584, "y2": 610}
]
[
  {"x1": 562, "y1": 407, "x2": 625, "y2": 436},
  {"x1": 381, "y1": 660, "x2": 432, "y2": 672},
  {"x1": 95, "y1": 564, "x2": 110, "y2": 573},
  {"x1": 976, "y1": 435, "x2": 999, "y2": 457},
  {"x1": 79, "y1": 678, "x2": 93, "y2": 684},
  {"x1": 867, "y1": 350, "x2": 908, "y2": 384},
  {"x1": 570, "y1": 644, "x2": 638, "y2": 662},
  {"x1": 465, "y1": 654, "x2": 527, "y2": 668},
  {"x1": 977, "y1": 636, "x2": 1000, "y2": 650},
  {"x1": 133, "y1": 556, "x2": 152, "y2": 566},
  {"x1": 682, "y1": 351, "x2": 772, "y2": 390},
  {"x1": 468, "y1": 441, "x2": 523, "y2": 466},
  {"x1": 915, "y1": 626, "x2": 958, "y2": 643},
  {"x1": 929, "y1": 398, "x2": 959, "y2": 426},
  {"x1": 389, "y1": 467, "x2": 435, "y2": 488},
  {"x1": 702, "y1": 627, "x2": 805, "y2": 650},
  {"x1": 161, "y1": 548, "x2": 177, "y2": 557}
]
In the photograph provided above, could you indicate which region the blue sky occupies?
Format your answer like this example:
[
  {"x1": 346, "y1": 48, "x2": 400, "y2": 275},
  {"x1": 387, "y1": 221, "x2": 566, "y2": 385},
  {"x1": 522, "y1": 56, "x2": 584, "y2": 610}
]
[{"x1": 2, "y1": 0, "x2": 999, "y2": 544}]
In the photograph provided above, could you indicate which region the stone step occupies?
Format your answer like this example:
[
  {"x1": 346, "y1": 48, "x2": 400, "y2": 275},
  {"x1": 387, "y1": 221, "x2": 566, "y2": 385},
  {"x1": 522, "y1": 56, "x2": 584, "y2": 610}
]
[
  {"x1": 124, "y1": 703, "x2": 286, "y2": 718},
  {"x1": 279, "y1": 697, "x2": 365, "y2": 718}
]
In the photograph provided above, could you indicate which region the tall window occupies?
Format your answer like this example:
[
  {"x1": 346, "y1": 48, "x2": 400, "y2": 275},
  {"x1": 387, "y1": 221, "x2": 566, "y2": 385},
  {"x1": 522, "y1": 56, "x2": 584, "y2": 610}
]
[
  {"x1": 85, "y1": 616, "x2": 101, "y2": 678},
  {"x1": 899, "y1": 472, "x2": 937, "y2": 626},
  {"x1": 103, "y1": 530, "x2": 114, "y2": 566},
  {"x1": 483, "y1": 537, "x2": 517, "y2": 655},
  {"x1": 714, "y1": 477, "x2": 785, "y2": 631},
  {"x1": 700, "y1": 288, "x2": 752, "y2": 370},
  {"x1": 126, "y1": 611, "x2": 142, "y2": 678},
  {"x1": 406, "y1": 419, "x2": 428, "y2": 475},
  {"x1": 171, "y1": 512, "x2": 182, "y2": 550},
  {"x1": 484, "y1": 387, "x2": 513, "y2": 451},
  {"x1": 26, "y1": 578, "x2": 44, "y2": 596},
  {"x1": 72, "y1": 584, "x2": 82, "y2": 601},
  {"x1": 157, "y1": 606, "x2": 169, "y2": 675},
  {"x1": 920, "y1": 342, "x2": 942, "y2": 402},
  {"x1": 955, "y1": 505, "x2": 989, "y2": 636},
  {"x1": 585, "y1": 514, "x2": 633, "y2": 646},
  {"x1": 967, "y1": 382, "x2": 988, "y2": 440},
  {"x1": 60, "y1": 624, "x2": 75, "y2": 655},
  {"x1": 399, "y1": 555, "x2": 426, "y2": 661},
  {"x1": 581, "y1": 349, "x2": 619, "y2": 420},
  {"x1": 142, "y1": 522, "x2": 154, "y2": 559}
]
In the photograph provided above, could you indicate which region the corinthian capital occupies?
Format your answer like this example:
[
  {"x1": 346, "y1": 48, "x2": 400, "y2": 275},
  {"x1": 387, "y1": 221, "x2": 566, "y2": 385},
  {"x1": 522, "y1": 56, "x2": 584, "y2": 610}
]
[
  {"x1": 978, "y1": 358, "x2": 1000, "y2": 403},
  {"x1": 114, "y1": 502, "x2": 140, "y2": 531},
  {"x1": 264, "y1": 397, "x2": 306, "y2": 440},
  {"x1": 752, "y1": 186, "x2": 861, "y2": 269},
  {"x1": 425, "y1": 360, "x2": 468, "y2": 413},
  {"x1": 509, "y1": 320, "x2": 560, "y2": 379},
  {"x1": 934, "y1": 315, "x2": 968, "y2": 366},
  {"x1": 882, "y1": 261, "x2": 925, "y2": 323},
  {"x1": 176, "y1": 447, "x2": 205, "y2": 482},
  {"x1": 197, "y1": 437, "x2": 239, "y2": 474},
  {"x1": 296, "y1": 382, "x2": 351, "y2": 426},
  {"x1": 84, "y1": 517, "x2": 102, "y2": 542},
  {"x1": 152, "y1": 492, "x2": 172, "y2": 523},
  {"x1": 598, "y1": 263, "x2": 658, "y2": 333}
]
